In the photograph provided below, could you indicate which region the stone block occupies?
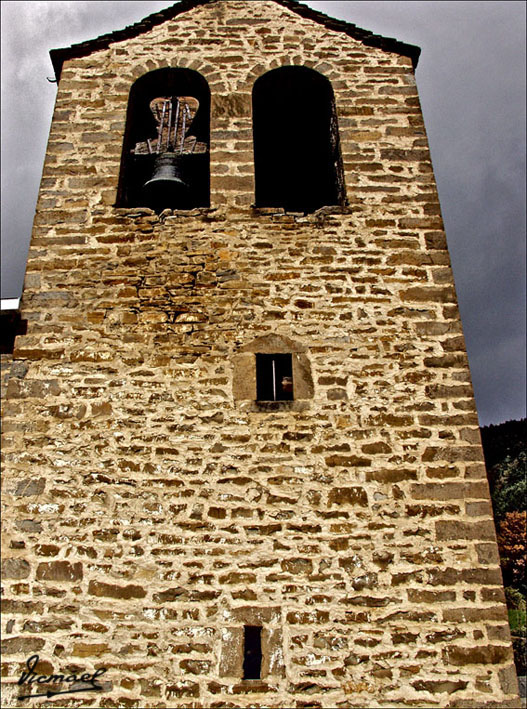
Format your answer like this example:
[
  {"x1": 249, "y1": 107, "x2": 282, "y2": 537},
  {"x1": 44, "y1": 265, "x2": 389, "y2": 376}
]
[
  {"x1": 366, "y1": 469, "x2": 417, "y2": 483},
  {"x1": 328, "y1": 487, "x2": 368, "y2": 507},
  {"x1": 407, "y1": 589, "x2": 455, "y2": 603},
  {"x1": 435, "y1": 520, "x2": 497, "y2": 541},
  {"x1": 1, "y1": 600, "x2": 44, "y2": 614},
  {"x1": 325, "y1": 455, "x2": 371, "y2": 467},
  {"x1": 281, "y1": 558, "x2": 313, "y2": 575},
  {"x1": 1, "y1": 637, "x2": 45, "y2": 654},
  {"x1": 444, "y1": 645, "x2": 510, "y2": 666},
  {"x1": 499, "y1": 665, "x2": 520, "y2": 695},
  {"x1": 36, "y1": 561, "x2": 83, "y2": 582},
  {"x1": 88, "y1": 580, "x2": 146, "y2": 599},
  {"x1": 218, "y1": 572, "x2": 256, "y2": 584},
  {"x1": 153, "y1": 587, "x2": 188, "y2": 602},
  {"x1": 412, "y1": 679, "x2": 468, "y2": 694},
  {"x1": 1, "y1": 558, "x2": 30, "y2": 579},
  {"x1": 14, "y1": 477, "x2": 45, "y2": 496}
]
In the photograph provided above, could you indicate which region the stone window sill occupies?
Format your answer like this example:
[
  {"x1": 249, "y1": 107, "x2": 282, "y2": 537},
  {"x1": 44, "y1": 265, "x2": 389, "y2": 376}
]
[
  {"x1": 245, "y1": 400, "x2": 311, "y2": 413},
  {"x1": 232, "y1": 681, "x2": 275, "y2": 694}
]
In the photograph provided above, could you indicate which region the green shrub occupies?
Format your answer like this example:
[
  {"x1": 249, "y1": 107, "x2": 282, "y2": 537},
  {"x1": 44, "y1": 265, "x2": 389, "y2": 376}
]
[
  {"x1": 505, "y1": 586, "x2": 526, "y2": 611},
  {"x1": 491, "y1": 451, "x2": 527, "y2": 520},
  {"x1": 508, "y1": 608, "x2": 527, "y2": 633}
]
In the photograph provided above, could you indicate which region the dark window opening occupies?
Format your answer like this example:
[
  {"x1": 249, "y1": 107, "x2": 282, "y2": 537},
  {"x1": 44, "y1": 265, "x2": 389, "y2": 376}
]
[
  {"x1": 253, "y1": 66, "x2": 345, "y2": 213},
  {"x1": 117, "y1": 68, "x2": 210, "y2": 213},
  {"x1": 243, "y1": 626, "x2": 262, "y2": 680},
  {"x1": 0, "y1": 310, "x2": 27, "y2": 354},
  {"x1": 256, "y1": 354, "x2": 293, "y2": 401}
]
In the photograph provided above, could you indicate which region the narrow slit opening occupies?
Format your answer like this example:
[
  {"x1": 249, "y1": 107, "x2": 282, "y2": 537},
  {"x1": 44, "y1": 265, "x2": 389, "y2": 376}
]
[
  {"x1": 243, "y1": 625, "x2": 262, "y2": 680},
  {"x1": 256, "y1": 353, "x2": 293, "y2": 401}
]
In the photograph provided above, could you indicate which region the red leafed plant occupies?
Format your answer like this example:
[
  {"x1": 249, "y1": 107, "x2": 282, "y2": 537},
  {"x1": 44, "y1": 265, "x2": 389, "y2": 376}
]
[{"x1": 497, "y1": 511, "x2": 527, "y2": 590}]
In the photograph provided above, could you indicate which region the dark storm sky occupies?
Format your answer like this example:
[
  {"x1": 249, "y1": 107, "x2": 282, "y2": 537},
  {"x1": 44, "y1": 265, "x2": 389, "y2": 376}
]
[{"x1": 1, "y1": 1, "x2": 525, "y2": 425}]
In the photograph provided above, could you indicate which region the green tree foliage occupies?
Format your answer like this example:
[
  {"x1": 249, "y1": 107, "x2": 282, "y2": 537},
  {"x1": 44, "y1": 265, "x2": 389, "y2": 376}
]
[
  {"x1": 480, "y1": 418, "x2": 527, "y2": 523},
  {"x1": 481, "y1": 418, "x2": 526, "y2": 470},
  {"x1": 492, "y1": 451, "x2": 527, "y2": 520},
  {"x1": 506, "y1": 586, "x2": 526, "y2": 611}
]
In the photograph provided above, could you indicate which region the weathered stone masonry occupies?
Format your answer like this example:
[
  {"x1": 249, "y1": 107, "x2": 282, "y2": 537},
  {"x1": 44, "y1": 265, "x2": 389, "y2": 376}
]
[{"x1": 1, "y1": 1, "x2": 521, "y2": 707}]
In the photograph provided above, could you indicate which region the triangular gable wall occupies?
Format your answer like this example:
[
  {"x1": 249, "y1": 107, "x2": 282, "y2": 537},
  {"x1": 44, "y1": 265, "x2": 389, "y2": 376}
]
[{"x1": 50, "y1": 0, "x2": 420, "y2": 80}]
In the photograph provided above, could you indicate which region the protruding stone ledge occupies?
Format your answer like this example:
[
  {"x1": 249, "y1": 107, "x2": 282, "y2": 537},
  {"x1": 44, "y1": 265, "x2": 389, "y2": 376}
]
[
  {"x1": 250, "y1": 204, "x2": 351, "y2": 223},
  {"x1": 242, "y1": 400, "x2": 311, "y2": 413}
]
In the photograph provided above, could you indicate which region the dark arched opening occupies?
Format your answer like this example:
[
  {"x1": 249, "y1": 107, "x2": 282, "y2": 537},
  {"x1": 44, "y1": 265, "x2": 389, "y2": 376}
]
[
  {"x1": 252, "y1": 66, "x2": 344, "y2": 213},
  {"x1": 116, "y1": 68, "x2": 210, "y2": 212}
]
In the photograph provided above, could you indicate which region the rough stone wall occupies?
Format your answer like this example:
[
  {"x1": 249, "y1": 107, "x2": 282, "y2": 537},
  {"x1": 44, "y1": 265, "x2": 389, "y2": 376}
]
[
  {"x1": 0, "y1": 1, "x2": 520, "y2": 707},
  {"x1": 1, "y1": 354, "x2": 14, "y2": 403}
]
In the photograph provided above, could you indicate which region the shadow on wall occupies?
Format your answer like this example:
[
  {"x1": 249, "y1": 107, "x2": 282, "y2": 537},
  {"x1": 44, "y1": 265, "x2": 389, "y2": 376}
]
[{"x1": 0, "y1": 310, "x2": 26, "y2": 355}]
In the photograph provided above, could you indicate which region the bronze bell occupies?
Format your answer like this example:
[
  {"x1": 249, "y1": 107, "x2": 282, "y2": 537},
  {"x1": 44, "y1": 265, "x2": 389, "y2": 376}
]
[{"x1": 142, "y1": 152, "x2": 187, "y2": 206}]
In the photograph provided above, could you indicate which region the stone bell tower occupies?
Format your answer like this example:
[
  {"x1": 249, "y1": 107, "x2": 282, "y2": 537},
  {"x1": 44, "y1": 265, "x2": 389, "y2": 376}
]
[{"x1": 1, "y1": 1, "x2": 520, "y2": 707}]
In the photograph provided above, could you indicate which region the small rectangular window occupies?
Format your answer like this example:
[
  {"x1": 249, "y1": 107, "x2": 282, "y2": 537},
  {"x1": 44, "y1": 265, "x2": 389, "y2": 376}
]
[
  {"x1": 256, "y1": 354, "x2": 293, "y2": 401},
  {"x1": 243, "y1": 625, "x2": 262, "y2": 680}
]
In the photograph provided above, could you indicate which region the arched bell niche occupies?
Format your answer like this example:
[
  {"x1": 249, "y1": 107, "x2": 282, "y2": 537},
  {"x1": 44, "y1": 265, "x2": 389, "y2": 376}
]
[
  {"x1": 252, "y1": 66, "x2": 345, "y2": 213},
  {"x1": 116, "y1": 67, "x2": 210, "y2": 212}
]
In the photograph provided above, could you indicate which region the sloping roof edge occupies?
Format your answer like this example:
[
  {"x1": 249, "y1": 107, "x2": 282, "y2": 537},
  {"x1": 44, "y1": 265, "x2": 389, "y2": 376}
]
[{"x1": 49, "y1": 0, "x2": 420, "y2": 81}]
